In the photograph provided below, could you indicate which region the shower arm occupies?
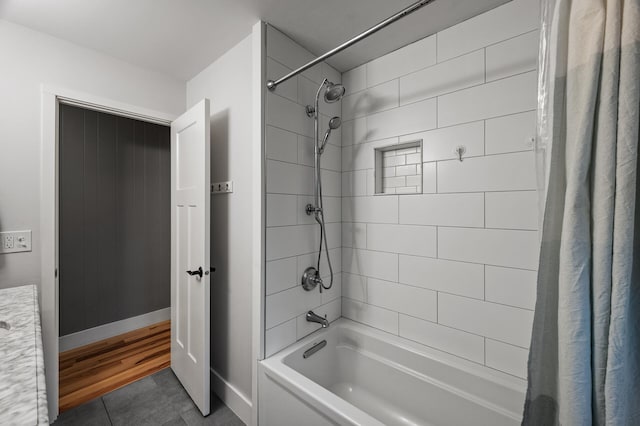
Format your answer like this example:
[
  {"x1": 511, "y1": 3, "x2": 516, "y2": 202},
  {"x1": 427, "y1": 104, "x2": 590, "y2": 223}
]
[{"x1": 266, "y1": 0, "x2": 437, "y2": 91}]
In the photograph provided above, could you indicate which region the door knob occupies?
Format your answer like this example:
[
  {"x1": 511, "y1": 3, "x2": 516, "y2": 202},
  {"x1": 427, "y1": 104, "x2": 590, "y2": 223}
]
[{"x1": 186, "y1": 267, "x2": 203, "y2": 278}]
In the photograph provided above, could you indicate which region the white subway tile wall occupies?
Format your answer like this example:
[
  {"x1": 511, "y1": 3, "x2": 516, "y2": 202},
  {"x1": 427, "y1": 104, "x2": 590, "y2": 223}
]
[
  {"x1": 265, "y1": 25, "x2": 343, "y2": 356},
  {"x1": 339, "y1": 0, "x2": 539, "y2": 379},
  {"x1": 264, "y1": 0, "x2": 541, "y2": 379}
]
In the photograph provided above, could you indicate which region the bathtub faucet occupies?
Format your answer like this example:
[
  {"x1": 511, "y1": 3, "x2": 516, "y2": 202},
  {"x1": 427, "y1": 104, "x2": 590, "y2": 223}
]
[{"x1": 306, "y1": 310, "x2": 329, "y2": 328}]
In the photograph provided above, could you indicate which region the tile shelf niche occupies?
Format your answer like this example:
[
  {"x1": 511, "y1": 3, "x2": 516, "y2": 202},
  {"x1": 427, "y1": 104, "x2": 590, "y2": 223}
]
[{"x1": 374, "y1": 139, "x2": 423, "y2": 195}]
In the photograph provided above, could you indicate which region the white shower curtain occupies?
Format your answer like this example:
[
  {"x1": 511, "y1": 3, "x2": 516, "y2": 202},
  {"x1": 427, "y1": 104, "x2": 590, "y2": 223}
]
[{"x1": 524, "y1": 0, "x2": 640, "y2": 425}]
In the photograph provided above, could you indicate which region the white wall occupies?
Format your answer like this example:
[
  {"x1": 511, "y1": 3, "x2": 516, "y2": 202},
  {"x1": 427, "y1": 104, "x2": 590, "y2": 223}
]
[
  {"x1": 186, "y1": 33, "x2": 255, "y2": 423},
  {"x1": 340, "y1": 0, "x2": 540, "y2": 380},
  {"x1": 263, "y1": 25, "x2": 344, "y2": 357},
  {"x1": 0, "y1": 19, "x2": 185, "y2": 290}
]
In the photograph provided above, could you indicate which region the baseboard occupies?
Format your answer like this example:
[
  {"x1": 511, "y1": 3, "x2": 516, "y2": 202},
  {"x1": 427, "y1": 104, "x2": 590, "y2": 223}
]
[
  {"x1": 210, "y1": 367, "x2": 252, "y2": 425},
  {"x1": 59, "y1": 307, "x2": 171, "y2": 352}
]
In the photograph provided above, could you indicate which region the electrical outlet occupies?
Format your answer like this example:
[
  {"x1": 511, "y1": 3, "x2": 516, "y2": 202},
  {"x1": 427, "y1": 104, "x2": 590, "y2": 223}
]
[
  {"x1": 0, "y1": 230, "x2": 31, "y2": 254},
  {"x1": 4, "y1": 235, "x2": 14, "y2": 249},
  {"x1": 211, "y1": 181, "x2": 234, "y2": 194}
]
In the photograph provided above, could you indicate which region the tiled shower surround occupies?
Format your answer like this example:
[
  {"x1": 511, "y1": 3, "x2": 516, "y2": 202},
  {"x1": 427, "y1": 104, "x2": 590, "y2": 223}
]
[
  {"x1": 264, "y1": 25, "x2": 343, "y2": 357},
  {"x1": 266, "y1": 0, "x2": 540, "y2": 379}
]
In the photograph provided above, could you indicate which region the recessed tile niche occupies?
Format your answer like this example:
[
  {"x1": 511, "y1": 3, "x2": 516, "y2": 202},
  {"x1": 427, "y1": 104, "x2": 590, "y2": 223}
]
[{"x1": 374, "y1": 140, "x2": 423, "y2": 195}]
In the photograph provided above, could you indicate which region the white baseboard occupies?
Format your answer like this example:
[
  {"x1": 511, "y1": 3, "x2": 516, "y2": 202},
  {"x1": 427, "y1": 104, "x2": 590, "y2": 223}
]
[
  {"x1": 59, "y1": 307, "x2": 171, "y2": 352},
  {"x1": 211, "y1": 367, "x2": 252, "y2": 425}
]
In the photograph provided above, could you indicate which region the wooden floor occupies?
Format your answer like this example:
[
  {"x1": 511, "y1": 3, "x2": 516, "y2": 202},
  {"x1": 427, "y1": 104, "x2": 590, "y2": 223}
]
[{"x1": 59, "y1": 320, "x2": 170, "y2": 413}]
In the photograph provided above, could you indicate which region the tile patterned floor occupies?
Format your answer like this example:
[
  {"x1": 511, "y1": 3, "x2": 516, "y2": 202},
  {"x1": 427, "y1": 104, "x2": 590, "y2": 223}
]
[{"x1": 53, "y1": 368, "x2": 245, "y2": 426}]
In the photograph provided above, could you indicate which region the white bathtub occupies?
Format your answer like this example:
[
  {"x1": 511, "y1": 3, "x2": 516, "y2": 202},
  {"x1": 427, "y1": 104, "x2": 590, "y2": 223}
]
[{"x1": 259, "y1": 319, "x2": 526, "y2": 426}]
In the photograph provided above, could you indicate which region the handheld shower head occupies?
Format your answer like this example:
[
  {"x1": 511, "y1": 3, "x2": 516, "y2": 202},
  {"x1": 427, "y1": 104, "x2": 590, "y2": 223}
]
[{"x1": 320, "y1": 116, "x2": 342, "y2": 153}]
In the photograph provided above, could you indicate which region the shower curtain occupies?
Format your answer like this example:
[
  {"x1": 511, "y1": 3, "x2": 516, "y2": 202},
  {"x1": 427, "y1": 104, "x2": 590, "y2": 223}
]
[{"x1": 524, "y1": 0, "x2": 640, "y2": 425}]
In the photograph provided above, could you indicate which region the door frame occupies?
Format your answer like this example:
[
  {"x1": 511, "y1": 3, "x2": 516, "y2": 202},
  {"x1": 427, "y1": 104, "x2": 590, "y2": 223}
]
[{"x1": 40, "y1": 85, "x2": 177, "y2": 421}]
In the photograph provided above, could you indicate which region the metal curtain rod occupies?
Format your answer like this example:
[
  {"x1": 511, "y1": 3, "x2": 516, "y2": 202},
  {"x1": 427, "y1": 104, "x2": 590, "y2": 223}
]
[{"x1": 266, "y1": 0, "x2": 437, "y2": 91}]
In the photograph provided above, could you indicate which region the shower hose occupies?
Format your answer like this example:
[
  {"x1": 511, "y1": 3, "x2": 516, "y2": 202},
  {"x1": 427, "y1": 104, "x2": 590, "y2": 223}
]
[{"x1": 315, "y1": 153, "x2": 334, "y2": 292}]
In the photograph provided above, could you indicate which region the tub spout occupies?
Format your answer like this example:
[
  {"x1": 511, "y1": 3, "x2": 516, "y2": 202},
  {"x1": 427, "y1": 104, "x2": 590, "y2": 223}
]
[{"x1": 306, "y1": 310, "x2": 329, "y2": 328}]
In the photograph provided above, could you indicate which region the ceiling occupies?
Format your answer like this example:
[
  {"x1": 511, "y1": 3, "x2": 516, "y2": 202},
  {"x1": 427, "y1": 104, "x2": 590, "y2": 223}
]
[{"x1": 0, "y1": 0, "x2": 509, "y2": 81}]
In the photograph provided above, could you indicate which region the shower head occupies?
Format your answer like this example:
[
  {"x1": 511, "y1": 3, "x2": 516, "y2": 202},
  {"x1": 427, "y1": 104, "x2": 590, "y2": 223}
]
[
  {"x1": 324, "y1": 82, "x2": 345, "y2": 103},
  {"x1": 305, "y1": 81, "x2": 346, "y2": 118},
  {"x1": 320, "y1": 116, "x2": 342, "y2": 154}
]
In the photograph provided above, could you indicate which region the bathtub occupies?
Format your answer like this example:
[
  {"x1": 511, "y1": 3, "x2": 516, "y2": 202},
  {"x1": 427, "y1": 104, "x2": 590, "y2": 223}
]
[{"x1": 259, "y1": 319, "x2": 526, "y2": 426}]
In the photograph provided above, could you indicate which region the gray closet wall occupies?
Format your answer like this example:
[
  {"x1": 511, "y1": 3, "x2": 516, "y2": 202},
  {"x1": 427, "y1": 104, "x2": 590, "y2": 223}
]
[{"x1": 59, "y1": 104, "x2": 170, "y2": 336}]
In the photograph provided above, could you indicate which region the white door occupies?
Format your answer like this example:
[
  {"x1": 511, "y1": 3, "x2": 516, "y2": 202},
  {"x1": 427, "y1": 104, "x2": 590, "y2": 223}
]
[{"x1": 171, "y1": 99, "x2": 211, "y2": 416}]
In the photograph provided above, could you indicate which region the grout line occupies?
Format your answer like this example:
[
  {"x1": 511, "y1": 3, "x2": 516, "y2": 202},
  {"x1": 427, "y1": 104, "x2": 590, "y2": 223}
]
[
  {"x1": 410, "y1": 68, "x2": 536, "y2": 110},
  {"x1": 340, "y1": 109, "x2": 536, "y2": 141},
  {"x1": 101, "y1": 397, "x2": 114, "y2": 426},
  {"x1": 347, "y1": 271, "x2": 476, "y2": 299},
  {"x1": 483, "y1": 48, "x2": 487, "y2": 83},
  {"x1": 265, "y1": 123, "x2": 341, "y2": 150},
  {"x1": 399, "y1": 324, "x2": 491, "y2": 366},
  {"x1": 484, "y1": 337, "x2": 487, "y2": 365},
  {"x1": 266, "y1": 219, "x2": 342, "y2": 229},
  {"x1": 344, "y1": 295, "x2": 532, "y2": 350},
  {"x1": 345, "y1": 249, "x2": 538, "y2": 273},
  {"x1": 483, "y1": 264, "x2": 487, "y2": 301},
  {"x1": 342, "y1": 29, "x2": 538, "y2": 93},
  {"x1": 341, "y1": 188, "x2": 538, "y2": 198},
  {"x1": 365, "y1": 223, "x2": 368, "y2": 249},
  {"x1": 265, "y1": 157, "x2": 342, "y2": 173},
  {"x1": 344, "y1": 219, "x2": 533, "y2": 231},
  {"x1": 345, "y1": 69, "x2": 536, "y2": 126},
  {"x1": 432, "y1": 29, "x2": 539, "y2": 66},
  {"x1": 343, "y1": 143, "x2": 532, "y2": 161},
  {"x1": 483, "y1": 118, "x2": 486, "y2": 155},
  {"x1": 483, "y1": 364, "x2": 527, "y2": 381},
  {"x1": 265, "y1": 317, "x2": 296, "y2": 332},
  {"x1": 485, "y1": 336, "x2": 532, "y2": 351},
  {"x1": 335, "y1": 216, "x2": 538, "y2": 232},
  {"x1": 266, "y1": 269, "x2": 341, "y2": 298},
  {"x1": 483, "y1": 192, "x2": 486, "y2": 228}
]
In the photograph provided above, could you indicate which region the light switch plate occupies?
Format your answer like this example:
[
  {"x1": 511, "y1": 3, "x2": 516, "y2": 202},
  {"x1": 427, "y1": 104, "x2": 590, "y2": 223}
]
[{"x1": 0, "y1": 230, "x2": 32, "y2": 254}]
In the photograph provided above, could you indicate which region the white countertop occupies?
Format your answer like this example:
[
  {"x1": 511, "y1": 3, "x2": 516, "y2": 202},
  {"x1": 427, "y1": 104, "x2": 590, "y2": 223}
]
[{"x1": 0, "y1": 285, "x2": 49, "y2": 425}]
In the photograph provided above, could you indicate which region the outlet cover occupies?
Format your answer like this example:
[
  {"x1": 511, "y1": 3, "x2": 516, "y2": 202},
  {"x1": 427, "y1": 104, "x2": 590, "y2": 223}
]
[{"x1": 0, "y1": 230, "x2": 32, "y2": 254}]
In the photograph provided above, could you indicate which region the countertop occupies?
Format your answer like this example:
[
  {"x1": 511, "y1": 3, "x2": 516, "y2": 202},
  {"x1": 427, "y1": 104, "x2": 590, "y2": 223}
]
[{"x1": 0, "y1": 285, "x2": 49, "y2": 425}]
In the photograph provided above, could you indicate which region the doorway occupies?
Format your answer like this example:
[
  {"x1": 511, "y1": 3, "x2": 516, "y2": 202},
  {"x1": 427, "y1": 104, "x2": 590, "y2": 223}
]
[
  {"x1": 57, "y1": 103, "x2": 172, "y2": 411},
  {"x1": 42, "y1": 89, "x2": 212, "y2": 421}
]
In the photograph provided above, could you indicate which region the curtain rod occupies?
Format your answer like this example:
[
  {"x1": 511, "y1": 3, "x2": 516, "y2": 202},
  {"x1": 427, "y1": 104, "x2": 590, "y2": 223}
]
[{"x1": 266, "y1": 0, "x2": 438, "y2": 91}]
